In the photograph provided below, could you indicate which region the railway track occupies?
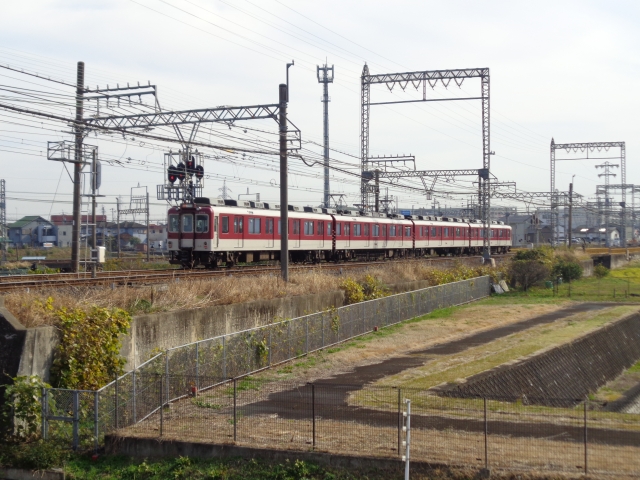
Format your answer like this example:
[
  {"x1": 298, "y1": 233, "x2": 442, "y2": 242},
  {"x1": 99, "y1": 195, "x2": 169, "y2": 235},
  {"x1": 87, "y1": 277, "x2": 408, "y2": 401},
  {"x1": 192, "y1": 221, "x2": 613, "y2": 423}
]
[{"x1": 0, "y1": 255, "x2": 511, "y2": 292}]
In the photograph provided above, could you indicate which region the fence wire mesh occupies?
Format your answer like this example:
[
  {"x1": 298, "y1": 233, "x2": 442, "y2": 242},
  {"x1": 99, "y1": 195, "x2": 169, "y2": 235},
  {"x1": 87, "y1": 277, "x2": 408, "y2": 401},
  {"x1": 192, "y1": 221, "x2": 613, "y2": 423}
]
[
  {"x1": 112, "y1": 375, "x2": 640, "y2": 478},
  {"x1": 42, "y1": 277, "x2": 491, "y2": 448}
]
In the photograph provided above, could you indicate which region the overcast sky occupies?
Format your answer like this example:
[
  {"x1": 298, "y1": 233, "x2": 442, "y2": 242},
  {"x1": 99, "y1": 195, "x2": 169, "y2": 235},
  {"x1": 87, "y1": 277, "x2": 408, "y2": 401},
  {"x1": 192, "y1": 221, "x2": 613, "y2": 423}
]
[{"x1": 1, "y1": 0, "x2": 638, "y2": 222}]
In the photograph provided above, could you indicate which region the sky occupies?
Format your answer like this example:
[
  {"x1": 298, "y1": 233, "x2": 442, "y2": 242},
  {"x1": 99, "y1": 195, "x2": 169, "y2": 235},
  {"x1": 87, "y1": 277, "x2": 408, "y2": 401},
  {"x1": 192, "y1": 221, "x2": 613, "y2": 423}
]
[{"x1": 0, "y1": 0, "x2": 638, "y2": 223}]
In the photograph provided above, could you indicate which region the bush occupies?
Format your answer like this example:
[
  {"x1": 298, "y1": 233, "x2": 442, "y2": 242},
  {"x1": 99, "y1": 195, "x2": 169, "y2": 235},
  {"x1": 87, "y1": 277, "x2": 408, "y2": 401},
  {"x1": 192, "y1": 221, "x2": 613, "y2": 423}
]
[
  {"x1": 509, "y1": 259, "x2": 550, "y2": 291},
  {"x1": 0, "y1": 440, "x2": 71, "y2": 470},
  {"x1": 594, "y1": 264, "x2": 610, "y2": 279},
  {"x1": 1, "y1": 376, "x2": 50, "y2": 442},
  {"x1": 552, "y1": 260, "x2": 583, "y2": 282},
  {"x1": 339, "y1": 278, "x2": 365, "y2": 304}
]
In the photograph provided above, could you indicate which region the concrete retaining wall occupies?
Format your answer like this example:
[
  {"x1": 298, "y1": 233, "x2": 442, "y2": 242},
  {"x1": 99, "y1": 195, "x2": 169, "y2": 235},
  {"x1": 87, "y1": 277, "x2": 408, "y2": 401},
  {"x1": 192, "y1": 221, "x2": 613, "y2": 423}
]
[
  {"x1": 446, "y1": 312, "x2": 640, "y2": 404},
  {"x1": 3, "y1": 275, "x2": 470, "y2": 381},
  {"x1": 581, "y1": 258, "x2": 594, "y2": 277}
]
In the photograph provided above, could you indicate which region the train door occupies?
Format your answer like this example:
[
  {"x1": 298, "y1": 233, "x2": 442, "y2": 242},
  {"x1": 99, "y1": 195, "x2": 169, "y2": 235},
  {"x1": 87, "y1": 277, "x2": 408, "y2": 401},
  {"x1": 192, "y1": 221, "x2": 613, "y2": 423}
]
[
  {"x1": 364, "y1": 224, "x2": 370, "y2": 248},
  {"x1": 266, "y1": 218, "x2": 274, "y2": 248},
  {"x1": 372, "y1": 223, "x2": 379, "y2": 249},
  {"x1": 181, "y1": 213, "x2": 194, "y2": 249},
  {"x1": 344, "y1": 222, "x2": 350, "y2": 247},
  {"x1": 292, "y1": 219, "x2": 301, "y2": 248},
  {"x1": 318, "y1": 220, "x2": 324, "y2": 248},
  {"x1": 234, "y1": 215, "x2": 244, "y2": 248},
  {"x1": 214, "y1": 216, "x2": 219, "y2": 247}
]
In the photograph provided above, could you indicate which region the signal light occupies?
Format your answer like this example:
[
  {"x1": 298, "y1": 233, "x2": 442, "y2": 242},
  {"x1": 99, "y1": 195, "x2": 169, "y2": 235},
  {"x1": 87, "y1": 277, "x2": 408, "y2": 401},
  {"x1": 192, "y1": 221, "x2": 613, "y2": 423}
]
[
  {"x1": 186, "y1": 155, "x2": 196, "y2": 175},
  {"x1": 176, "y1": 162, "x2": 186, "y2": 181},
  {"x1": 167, "y1": 165, "x2": 178, "y2": 184},
  {"x1": 195, "y1": 165, "x2": 204, "y2": 179}
]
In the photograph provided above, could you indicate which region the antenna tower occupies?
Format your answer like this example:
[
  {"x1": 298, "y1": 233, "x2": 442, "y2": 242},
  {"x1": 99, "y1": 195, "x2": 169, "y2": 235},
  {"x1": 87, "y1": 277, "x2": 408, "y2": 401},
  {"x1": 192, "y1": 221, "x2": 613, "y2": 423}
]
[{"x1": 317, "y1": 63, "x2": 334, "y2": 207}]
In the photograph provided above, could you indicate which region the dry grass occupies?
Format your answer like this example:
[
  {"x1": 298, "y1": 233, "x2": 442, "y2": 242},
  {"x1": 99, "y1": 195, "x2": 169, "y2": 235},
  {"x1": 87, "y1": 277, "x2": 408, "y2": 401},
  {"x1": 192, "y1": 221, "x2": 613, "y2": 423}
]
[
  {"x1": 4, "y1": 260, "x2": 499, "y2": 328},
  {"x1": 253, "y1": 301, "x2": 569, "y2": 386},
  {"x1": 122, "y1": 397, "x2": 640, "y2": 479}
]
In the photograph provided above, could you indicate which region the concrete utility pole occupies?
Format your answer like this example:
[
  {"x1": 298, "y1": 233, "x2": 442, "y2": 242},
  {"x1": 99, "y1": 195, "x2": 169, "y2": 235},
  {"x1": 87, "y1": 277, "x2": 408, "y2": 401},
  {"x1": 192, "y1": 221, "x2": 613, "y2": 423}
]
[
  {"x1": 279, "y1": 83, "x2": 289, "y2": 282},
  {"x1": 317, "y1": 63, "x2": 334, "y2": 207},
  {"x1": 91, "y1": 148, "x2": 97, "y2": 277},
  {"x1": 71, "y1": 61, "x2": 85, "y2": 273}
]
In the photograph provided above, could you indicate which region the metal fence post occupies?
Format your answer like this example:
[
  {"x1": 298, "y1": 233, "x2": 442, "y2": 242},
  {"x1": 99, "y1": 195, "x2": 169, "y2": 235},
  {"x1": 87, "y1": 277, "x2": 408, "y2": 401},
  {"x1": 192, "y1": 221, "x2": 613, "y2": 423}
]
[
  {"x1": 311, "y1": 383, "x2": 316, "y2": 448},
  {"x1": 397, "y1": 388, "x2": 401, "y2": 454},
  {"x1": 484, "y1": 397, "x2": 488, "y2": 469},
  {"x1": 94, "y1": 391, "x2": 99, "y2": 453},
  {"x1": 233, "y1": 378, "x2": 237, "y2": 442},
  {"x1": 195, "y1": 342, "x2": 199, "y2": 391},
  {"x1": 223, "y1": 335, "x2": 227, "y2": 379},
  {"x1": 305, "y1": 316, "x2": 309, "y2": 355},
  {"x1": 404, "y1": 399, "x2": 411, "y2": 480},
  {"x1": 40, "y1": 387, "x2": 47, "y2": 440},
  {"x1": 321, "y1": 314, "x2": 325, "y2": 348},
  {"x1": 115, "y1": 374, "x2": 119, "y2": 431},
  {"x1": 164, "y1": 351, "x2": 169, "y2": 403},
  {"x1": 159, "y1": 375, "x2": 163, "y2": 437},
  {"x1": 584, "y1": 399, "x2": 588, "y2": 474},
  {"x1": 268, "y1": 328, "x2": 272, "y2": 366},
  {"x1": 132, "y1": 370, "x2": 137, "y2": 424},
  {"x1": 72, "y1": 390, "x2": 79, "y2": 451}
]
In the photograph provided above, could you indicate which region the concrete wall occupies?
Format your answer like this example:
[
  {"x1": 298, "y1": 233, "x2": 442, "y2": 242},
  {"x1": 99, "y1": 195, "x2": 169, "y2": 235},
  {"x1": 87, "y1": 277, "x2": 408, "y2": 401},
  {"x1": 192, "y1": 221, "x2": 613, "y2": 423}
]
[
  {"x1": 446, "y1": 311, "x2": 640, "y2": 405},
  {"x1": 581, "y1": 258, "x2": 594, "y2": 277},
  {"x1": 1, "y1": 273, "x2": 506, "y2": 381},
  {"x1": 0, "y1": 297, "x2": 26, "y2": 388},
  {"x1": 124, "y1": 289, "x2": 345, "y2": 369}
]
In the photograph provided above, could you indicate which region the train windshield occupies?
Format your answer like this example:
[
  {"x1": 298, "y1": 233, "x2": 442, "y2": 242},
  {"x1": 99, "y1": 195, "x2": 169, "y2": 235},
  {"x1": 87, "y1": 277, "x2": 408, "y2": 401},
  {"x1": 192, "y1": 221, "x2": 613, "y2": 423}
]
[
  {"x1": 182, "y1": 214, "x2": 194, "y2": 233},
  {"x1": 195, "y1": 214, "x2": 209, "y2": 233},
  {"x1": 169, "y1": 215, "x2": 180, "y2": 233}
]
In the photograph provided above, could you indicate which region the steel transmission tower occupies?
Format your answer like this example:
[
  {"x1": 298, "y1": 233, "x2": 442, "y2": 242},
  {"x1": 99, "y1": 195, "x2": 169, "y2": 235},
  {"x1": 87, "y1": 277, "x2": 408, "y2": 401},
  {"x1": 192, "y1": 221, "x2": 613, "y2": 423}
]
[
  {"x1": 595, "y1": 161, "x2": 619, "y2": 247},
  {"x1": 317, "y1": 63, "x2": 334, "y2": 207}
]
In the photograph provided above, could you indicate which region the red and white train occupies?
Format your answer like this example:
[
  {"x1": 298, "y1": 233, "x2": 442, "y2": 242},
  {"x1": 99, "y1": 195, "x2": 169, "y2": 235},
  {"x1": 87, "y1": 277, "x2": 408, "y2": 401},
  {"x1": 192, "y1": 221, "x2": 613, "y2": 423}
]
[{"x1": 167, "y1": 198, "x2": 511, "y2": 268}]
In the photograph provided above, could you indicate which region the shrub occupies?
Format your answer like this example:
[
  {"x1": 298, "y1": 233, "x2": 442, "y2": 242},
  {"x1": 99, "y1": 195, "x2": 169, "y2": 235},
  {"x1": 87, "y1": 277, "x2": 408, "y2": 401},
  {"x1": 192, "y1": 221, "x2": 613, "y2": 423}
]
[
  {"x1": 594, "y1": 264, "x2": 610, "y2": 279},
  {"x1": 509, "y1": 259, "x2": 550, "y2": 291},
  {"x1": 1, "y1": 376, "x2": 50, "y2": 442},
  {"x1": 552, "y1": 260, "x2": 583, "y2": 282},
  {"x1": 339, "y1": 278, "x2": 364, "y2": 304},
  {"x1": 360, "y1": 274, "x2": 388, "y2": 300},
  {"x1": 0, "y1": 440, "x2": 70, "y2": 469}
]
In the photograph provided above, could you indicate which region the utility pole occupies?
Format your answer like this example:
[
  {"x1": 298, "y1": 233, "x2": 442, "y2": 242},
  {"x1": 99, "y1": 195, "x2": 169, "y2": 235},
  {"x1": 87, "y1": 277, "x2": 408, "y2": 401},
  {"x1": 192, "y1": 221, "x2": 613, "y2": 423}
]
[
  {"x1": 568, "y1": 180, "x2": 573, "y2": 249},
  {"x1": 71, "y1": 61, "x2": 85, "y2": 273},
  {"x1": 317, "y1": 63, "x2": 334, "y2": 208},
  {"x1": 91, "y1": 148, "x2": 98, "y2": 277},
  {"x1": 279, "y1": 83, "x2": 289, "y2": 281},
  {"x1": 0, "y1": 179, "x2": 6, "y2": 263}
]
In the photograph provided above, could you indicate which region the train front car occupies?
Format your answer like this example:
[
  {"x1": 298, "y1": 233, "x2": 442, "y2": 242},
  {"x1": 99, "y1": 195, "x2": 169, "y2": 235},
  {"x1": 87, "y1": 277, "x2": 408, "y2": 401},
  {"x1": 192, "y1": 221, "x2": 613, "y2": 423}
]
[{"x1": 167, "y1": 198, "x2": 217, "y2": 268}]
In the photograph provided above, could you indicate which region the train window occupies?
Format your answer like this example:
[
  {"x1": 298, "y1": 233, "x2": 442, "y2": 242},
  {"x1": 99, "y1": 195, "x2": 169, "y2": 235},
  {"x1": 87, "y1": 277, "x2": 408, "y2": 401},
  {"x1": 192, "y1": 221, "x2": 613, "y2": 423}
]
[
  {"x1": 182, "y1": 215, "x2": 194, "y2": 233},
  {"x1": 293, "y1": 220, "x2": 300, "y2": 235},
  {"x1": 344, "y1": 223, "x2": 350, "y2": 236},
  {"x1": 390, "y1": 225, "x2": 396, "y2": 236},
  {"x1": 431, "y1": 227, "x2": 437, "y2": 237},
  {"x1": 304, "y1": 221, "x2": 314, "y2": 235},
  {"x1": 405, "y1": 227, "x2": 411, "y2": 237},
  {"x1": 195, "y1": 214, "x2": 209, "y2": 233},
  {"x1": 318, "y1": 221, "x2": 324, "y2": 235},
  {"x1": 266, "y1": 218, "x2": 274, "y2": 234},
  {"x1": 234, "y1": 217, "x2": 243, "y2": 234},
  {"x1": 456, "y1": 228, "x2": 460, "y2": 237},
  {"x1": 327, "y1": 223, "x2": 332, "y2": 235},
  {"x1": 373, "y1": 224, "x2": 379, "y2": 237},
  {"x1": 169, "y1": 215, "x2": 180, "y2": 233},
  {"x1": 277, "y1": 220, "x2": 281, "y2": 235},
  {"x1": 353, "y1": 223, "x2": 361, "y2": 237},
  {"x1": 444, "y1": 227, "x2": 448, "y2": 237},
  {"x1": 364, "y1": 224, "x2": 369, "y2": 236},
  {"x1": 336, "y1": 223, "x2": 341, "y2": 235},
  {"x1": 499, "y1": 230, "x2": 503, "y2": 237},
  {"x1": 249, "y1": 218, "x2": 261, "y2": 234},
  {"x1": 221, "y1": 216, "x2": 229, "y2": 233}
]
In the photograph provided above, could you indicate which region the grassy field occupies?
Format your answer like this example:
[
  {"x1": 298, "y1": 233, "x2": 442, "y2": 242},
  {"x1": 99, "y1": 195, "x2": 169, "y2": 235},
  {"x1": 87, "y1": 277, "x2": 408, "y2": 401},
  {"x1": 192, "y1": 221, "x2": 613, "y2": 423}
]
[{"x1": 372, "y1": 305, "x2": 638, "y2": 391}]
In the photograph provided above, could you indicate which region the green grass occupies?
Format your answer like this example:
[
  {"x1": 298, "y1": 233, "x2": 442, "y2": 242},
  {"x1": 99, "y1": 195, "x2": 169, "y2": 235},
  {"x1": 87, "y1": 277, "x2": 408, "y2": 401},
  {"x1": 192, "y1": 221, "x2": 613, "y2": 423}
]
[{"x1": 373, "y1": 305, "x2": 638, "y2": 391}]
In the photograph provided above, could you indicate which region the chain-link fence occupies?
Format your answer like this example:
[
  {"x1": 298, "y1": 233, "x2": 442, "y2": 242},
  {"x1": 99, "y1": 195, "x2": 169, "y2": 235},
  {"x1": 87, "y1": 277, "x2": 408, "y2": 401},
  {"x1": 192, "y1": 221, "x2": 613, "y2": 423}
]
[
  {"x1": 42, "y1": 276, "x2": 491, "y2": 449},
  {"x1": 120, "y1": 375, "x2": 640, "y2": 478}
]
